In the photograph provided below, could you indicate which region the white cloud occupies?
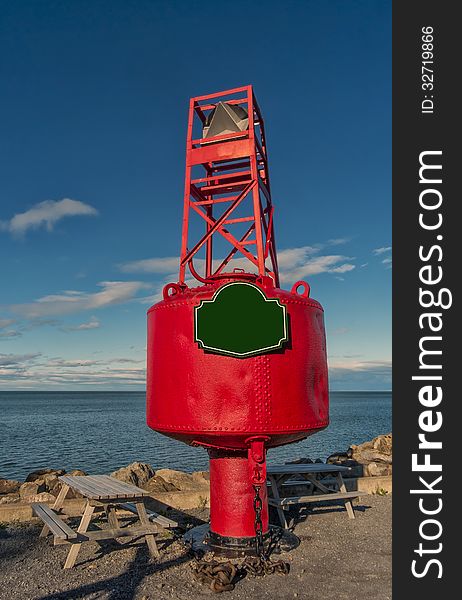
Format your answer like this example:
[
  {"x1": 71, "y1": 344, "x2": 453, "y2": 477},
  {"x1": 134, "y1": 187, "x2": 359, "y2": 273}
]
[
  {"x1": 0, "y1": 319, "x2": 15, "y2": 329},
  {"x1": 373, "y1": 246, "x2": 392, "y2": 255},
  {"x1": 1, "y1": 351, "x2": 391, "y2": 389},
  {"x1": 62, "y1": 317, "x2": 101, "y2": 331},
  {"x1": 0, "y1": 352, "x2": 41, "y2": 366},
  {"x1": 0, "y1": 330, "x2": 22, "y2": 339},
  {"x1": 276, "y1": 246, "x2": 318, "y2": 270},
  {"x1": 327, "y1": 237, "x2": 352, "y2": 246},
  {"x1": 1, "y1": 199, "x2": 98, "y2": 236},
  {"x1": 0, "y1": 317, "x2": 64, "y2": 340},
  {"x1": 329, "y1": 358, "x2": 392, "y2": 372},
  {"x1": 328, "y1": 359, "x2": 392, "y2": 388},
  {"x1": 10, "y1": 281, "x2": 149, "y2": 318},
  {"x1": 0, "y1": 353, "x2": 146, "y2": 388},
  {"x1": 119, "y1": 241, "x2": 356, "y2": 287},
  {"x1": 372, "y1": 246, "x2": 392, "y2": 269},
  {"x1": 278, "y1": 250, "x2": 355, "y2": 283},
  {"x1": 111, "y1": 357, "x2": 144, "y2": 364},
  {"x1": 118, "y1": 256, "x2": 179, "y2": 274},
  {"x1": 329, "y1": 263, "x2": 356, "y2": 274},
  {"x1": 46, "y1": 358, "x2": 102, "y2": 368}
]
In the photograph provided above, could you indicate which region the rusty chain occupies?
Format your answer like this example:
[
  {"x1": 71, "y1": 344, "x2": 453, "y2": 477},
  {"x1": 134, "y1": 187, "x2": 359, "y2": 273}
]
[
  {"x1": 191, "y1": 549, "x2": 290, "y2": 594},
  {"x1": 253, "y1": 484, "x2": 265, "y2": 558},
  {"x1": 191, "y1": 558, "x2": 239, "y2": 593},
  {"x1": 249, "y1": 483, "x2": 291, "y2": 577},
  {"x1": 190, "y1": 487, "x2": 290, "y2": 593},
  {"x1": 241, "y1": 554, "x2": 290, "y2": 577}
]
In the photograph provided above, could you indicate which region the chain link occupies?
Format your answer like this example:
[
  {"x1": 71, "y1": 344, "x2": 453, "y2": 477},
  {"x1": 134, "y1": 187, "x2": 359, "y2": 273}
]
[
  {"x1": 253, "y1": 484, "x2": 266, "y2": 559},
  {"x1": 191, "y1": 557, "x2": 239, "y2": 593},
  {"x1": 251, "y1": 483, "x2": 291, "y2": 577}
]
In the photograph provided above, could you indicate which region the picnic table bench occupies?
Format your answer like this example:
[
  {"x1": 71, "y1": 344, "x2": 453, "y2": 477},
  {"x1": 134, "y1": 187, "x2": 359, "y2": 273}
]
[
  {"x1": 267, "y1": 463, "x2": 361, "y2": 529},
  {"x1": 32, "y1": 475, "x2": 177, "y2": 569}
]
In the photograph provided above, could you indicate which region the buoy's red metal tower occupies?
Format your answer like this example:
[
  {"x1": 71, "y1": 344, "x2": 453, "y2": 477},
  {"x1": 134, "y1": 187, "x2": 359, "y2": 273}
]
[
  {"x1": 178, "y1": 85, "x2": 279, "y2": 288},
  {"x1": 147, "y1": 85, "x2": 329, "y2": 555}
]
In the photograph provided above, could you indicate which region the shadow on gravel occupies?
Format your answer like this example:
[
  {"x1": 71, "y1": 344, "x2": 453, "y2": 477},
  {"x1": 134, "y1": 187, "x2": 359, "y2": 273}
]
[
  {"x1": 1, "y1": 504, "x2": 206, "y2": 600},
  {"x1": 36, "y1": 543, "x2": 193, "y2": 600},
  {"x1": 0, "y1": 524, "x2": 43, "y2": 566},
  {"x1": 272, "y1": 502, "x2": 372, "y2": 529},
  {"x1": 74, "y1": 532, "x2": 179, "y2": 567}
]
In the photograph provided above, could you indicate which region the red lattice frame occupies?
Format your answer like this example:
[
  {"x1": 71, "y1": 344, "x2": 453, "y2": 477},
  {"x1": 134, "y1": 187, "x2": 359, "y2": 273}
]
[{"x1": 178, "y1": 85, "x2": 279, "y2": 287}]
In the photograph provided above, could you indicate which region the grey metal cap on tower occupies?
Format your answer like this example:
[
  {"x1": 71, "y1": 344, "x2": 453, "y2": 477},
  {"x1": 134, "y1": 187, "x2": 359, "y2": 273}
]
[{"x1": 202, "y1": 102, "x2": 249, "y2": 139}]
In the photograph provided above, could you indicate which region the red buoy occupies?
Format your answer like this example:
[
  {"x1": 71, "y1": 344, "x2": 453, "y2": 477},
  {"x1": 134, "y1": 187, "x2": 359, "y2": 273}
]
[{"x1": 147, "y1": 86, "x2": 329, "y2": 554}]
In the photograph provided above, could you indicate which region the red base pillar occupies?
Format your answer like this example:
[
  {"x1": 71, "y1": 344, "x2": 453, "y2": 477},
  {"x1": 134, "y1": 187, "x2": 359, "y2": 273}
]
[{"x1": 208, "y1": 448, "x2": 269, "y2": 540}]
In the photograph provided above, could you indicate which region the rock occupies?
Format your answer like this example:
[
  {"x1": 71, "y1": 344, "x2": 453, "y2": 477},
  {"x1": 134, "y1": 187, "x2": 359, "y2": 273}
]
[
  {"x1": 111, "y1": 462, "x2": 155, "y2": 487},
  {"x1": 351, "y1": 441, "x2": 372, "y2": 452},
  {"x1": 25, "y1": 468, "x2": 65, "y2": 482},
  {"x1": 19, "y1": 481, "x2": 46, "y2": 500},
  {"x1": 0, "y1": 492, "x2": 20, "y2": 504},
  {"x1": 143, "y1": 476, "x2": 178, "y2": 494},
  {"x1": 327, "y1": 434, "x2": 392, "y2": 477},
  {"x1": 351, "y1": 434, "x2": 392, "y2": 459},
  {"x1": 364, "y1": 462, "x2": 378, "y2": 477},
  {"x1": 41, "y1": 473, "x2": 60, "y2": 493},
  {"x1": 155, "y1": 469, "x2": 207, "y2": 491},
  {"x1": 364, "y1": 462, "x2": 392, "y2": 477},
  {"x1": 0, "y1": 478, "x2": 21, "y2": 494},
  {"x1": 351, "y1": 449, "x2": 392, "y2": 464},
  {"x1": 192, "y1": 471, "x2": 210, "y2": 485},
  {"x1": 373, "y1": 433, "x2": 392, "y2": 455},
  {"x1": 43, "y1": 469, "x2": 86, "y2": 500},
  {"x1": 68, "y1": 469, "x2": 87, "y2": 477},
  {"x1": 326, "y1": 450, "x2": 353, "y2": 463},
  {"x1": 350, "y1": 434, "x2": 392, "y2": 465},
  {"x1": 26, "y1": 492, "x2": 56, "y2": 503}
]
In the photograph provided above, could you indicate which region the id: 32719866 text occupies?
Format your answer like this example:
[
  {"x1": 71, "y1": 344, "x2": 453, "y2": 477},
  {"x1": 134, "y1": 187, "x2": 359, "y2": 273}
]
[{"x1": 421, "y1": 26, "x2": 435, "y2": 114}]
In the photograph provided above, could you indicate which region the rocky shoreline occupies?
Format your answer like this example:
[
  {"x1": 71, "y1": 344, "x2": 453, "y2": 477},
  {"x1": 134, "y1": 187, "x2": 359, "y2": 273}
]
[
  {"x1": 0, "y1": 433, "x2": 392, "y2": 514},
  {"x1": 0, "y1": 464, "x2": 211, "y2": 508}
]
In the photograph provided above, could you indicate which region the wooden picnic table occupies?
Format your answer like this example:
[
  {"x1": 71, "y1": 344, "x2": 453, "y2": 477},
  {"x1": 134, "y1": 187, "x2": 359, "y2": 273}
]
[
  {"x1": 32, "y1": 475, "x2": 177, "y2": 569},
  {"x1": 267, "y1": 463, "x2": 361, "y2": 529}
]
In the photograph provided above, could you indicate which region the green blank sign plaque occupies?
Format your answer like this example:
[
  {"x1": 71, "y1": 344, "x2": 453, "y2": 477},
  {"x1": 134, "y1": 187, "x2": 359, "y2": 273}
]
[{"x1": 194, "y1": 282, "x2": 289, "y2": 358}]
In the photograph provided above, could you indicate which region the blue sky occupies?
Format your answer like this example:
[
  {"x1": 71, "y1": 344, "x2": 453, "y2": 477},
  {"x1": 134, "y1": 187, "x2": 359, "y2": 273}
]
[{"x1": 0, "y1": 0, "x2": 391, "y2": 390}]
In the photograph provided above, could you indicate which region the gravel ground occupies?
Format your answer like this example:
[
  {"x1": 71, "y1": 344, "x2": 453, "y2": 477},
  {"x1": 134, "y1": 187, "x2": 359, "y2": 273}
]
[{"x1": 0, "y1": 495, "x2": 391, "y2": 600}]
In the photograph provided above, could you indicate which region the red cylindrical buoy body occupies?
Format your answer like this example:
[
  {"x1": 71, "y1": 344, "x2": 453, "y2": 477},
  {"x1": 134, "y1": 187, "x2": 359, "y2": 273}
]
[
  {"x1": 147, "y1": 279, "x2": 328, "y2": 450},
  {"x1": 146, "y1": 276, "x2": 328, "y2": 542}
]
